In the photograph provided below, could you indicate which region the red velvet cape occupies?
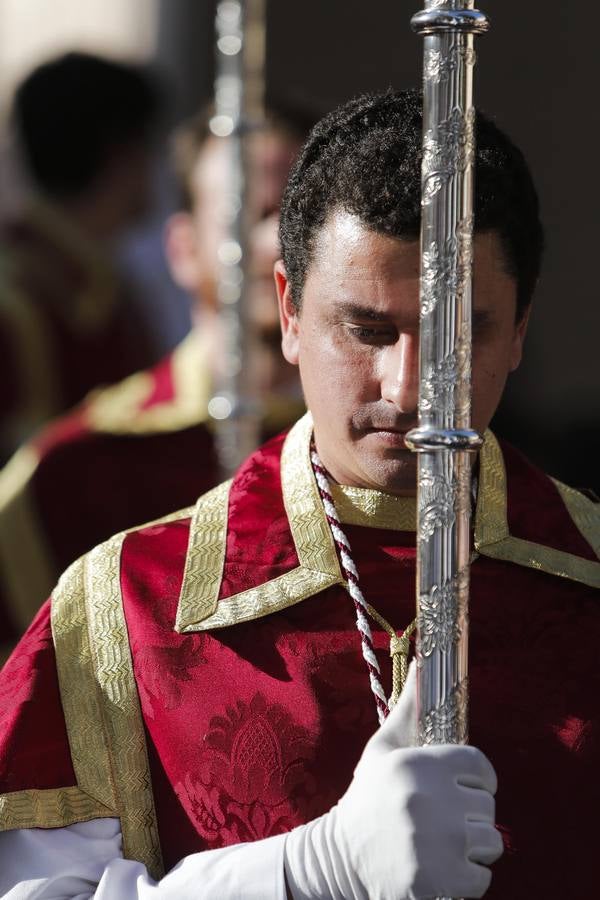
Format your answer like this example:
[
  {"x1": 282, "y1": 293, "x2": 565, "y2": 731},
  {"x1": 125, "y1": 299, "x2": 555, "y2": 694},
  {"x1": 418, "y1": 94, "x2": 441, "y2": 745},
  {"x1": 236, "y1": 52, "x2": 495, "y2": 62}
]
[{"x1": 1, "y1": 418, "x2": 599, "y2": 898}]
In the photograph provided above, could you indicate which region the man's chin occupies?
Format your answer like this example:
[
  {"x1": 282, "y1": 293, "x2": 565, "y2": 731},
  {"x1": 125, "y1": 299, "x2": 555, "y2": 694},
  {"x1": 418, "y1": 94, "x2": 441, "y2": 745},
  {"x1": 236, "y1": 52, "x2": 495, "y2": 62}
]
[{"x1": 360, "y1": 448, "x2": 418, "y2": 496}]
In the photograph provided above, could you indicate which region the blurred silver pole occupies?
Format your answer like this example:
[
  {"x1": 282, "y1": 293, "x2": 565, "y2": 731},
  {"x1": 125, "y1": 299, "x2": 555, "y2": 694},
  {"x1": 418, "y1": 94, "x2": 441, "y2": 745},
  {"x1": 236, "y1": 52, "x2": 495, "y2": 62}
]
[
  {"x1": 208, "y1": 0, "x2": 266, "y2": 476},
  {"x1": 405, "y1": 6, "x2": 488, "y2": 896}
]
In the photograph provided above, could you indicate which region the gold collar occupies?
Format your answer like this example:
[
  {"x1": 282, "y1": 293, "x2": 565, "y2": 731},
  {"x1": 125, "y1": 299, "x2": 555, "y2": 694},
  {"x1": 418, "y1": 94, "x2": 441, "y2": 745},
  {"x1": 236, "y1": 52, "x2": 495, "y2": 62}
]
[
  {"x1": 175, "y1": 413, "x2": 600, "y2": 633},
  {"x1": 330, "y1": 486, "x2": 416, "y2": 531}
]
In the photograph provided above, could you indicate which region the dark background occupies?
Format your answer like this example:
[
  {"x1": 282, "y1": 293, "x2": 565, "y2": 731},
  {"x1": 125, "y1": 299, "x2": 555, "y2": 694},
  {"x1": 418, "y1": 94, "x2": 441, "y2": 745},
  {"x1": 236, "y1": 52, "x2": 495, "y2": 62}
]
[{"x1": 156, "y1": 0, "x2": 599, "y2": 492}]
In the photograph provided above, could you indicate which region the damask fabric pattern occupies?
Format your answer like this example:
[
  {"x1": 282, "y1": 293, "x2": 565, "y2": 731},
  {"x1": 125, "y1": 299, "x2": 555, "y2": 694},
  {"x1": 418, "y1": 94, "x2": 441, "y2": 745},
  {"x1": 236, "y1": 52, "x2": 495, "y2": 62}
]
[{"x1": 0, "y1": 416, "x2": 599, "y2": 899}]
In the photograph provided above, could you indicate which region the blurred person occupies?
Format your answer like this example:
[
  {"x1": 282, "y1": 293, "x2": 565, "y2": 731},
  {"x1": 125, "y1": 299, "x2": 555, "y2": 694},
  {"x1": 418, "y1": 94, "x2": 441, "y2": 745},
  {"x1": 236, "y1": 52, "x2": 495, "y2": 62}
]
[
  {"x1": 0, "y1": 52, "x2": 163, "y2": 459},
  {"x1": 0, "y1": 105, "x2": 310, "y2": 658},
  {"x1": 1, "y1": 89, "x2": 598, "y2": 899}
]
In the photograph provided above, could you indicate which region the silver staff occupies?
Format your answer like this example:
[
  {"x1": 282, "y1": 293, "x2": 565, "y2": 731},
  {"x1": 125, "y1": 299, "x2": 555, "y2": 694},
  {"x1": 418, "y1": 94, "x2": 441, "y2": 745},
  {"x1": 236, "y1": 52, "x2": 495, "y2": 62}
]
[
  {"x1": 208, "y1": 0, "x2": 266, "y2": 476},
  {"x1": 406, "y1": 0, "x2": 489, "y2": 814}
]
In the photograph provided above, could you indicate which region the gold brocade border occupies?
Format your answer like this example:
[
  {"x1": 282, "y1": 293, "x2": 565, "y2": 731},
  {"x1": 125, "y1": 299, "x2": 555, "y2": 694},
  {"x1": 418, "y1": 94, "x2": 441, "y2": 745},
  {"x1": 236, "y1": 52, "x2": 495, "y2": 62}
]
[
  {"x1": 2, "y1": 507, "x2": 194, "y2": 845},
  {"x1": 85, "y1": 330, "x2": 212, "y2": 436},
  {"x1": 181, "y1": 566, "x2": 340, "y2": 632},
  {"x1": 176, "y1": 419, "x2": 599, "y2": 633},
  {"x1": 175, "y1": 480, "x2": 232, "y2": 631},
  {"x1": 474, "y1": 432, "x2": 600, "y2": 588},
  {"x1": 176, "y1": 413, "x2": 344, "y2": 632},
  {"x1": 0, "y1": 787, "x2": 111, "y2": 832},
  {"x1": 552, "y1": 478, "x2": 600, "y2": 559},
  {"x1": 473, "y1": 431, "x2": 509, "y2": 546},
  {"x1": 478, "y1": 536, "x2": 600, "y2": 587},
  {"x1": 331, "y1": 483, "x2": 416, "y2": 531},
  {"x1": 52, "y1": 557, "x2": 118, "y2": 813},
  {"x1": 2, "y1": 558, "x2": 119, "y2": 832},
  {"x1": 84, "y1": 533, "x2": 164, "y2": 879},
  {"x1": 280, "y1": 413, "x2": 342, "y2": 579}
]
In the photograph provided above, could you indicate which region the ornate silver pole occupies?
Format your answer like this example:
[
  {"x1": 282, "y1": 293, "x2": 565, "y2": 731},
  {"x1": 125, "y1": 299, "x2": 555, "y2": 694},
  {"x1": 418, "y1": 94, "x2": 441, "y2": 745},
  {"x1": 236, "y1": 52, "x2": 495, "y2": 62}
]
[
  {"x1": 405, "y1": 1, "x2": 489, "y2": 878},
  {"x1": 208, "y1": 0, "x2": 266, "y2": 476}
]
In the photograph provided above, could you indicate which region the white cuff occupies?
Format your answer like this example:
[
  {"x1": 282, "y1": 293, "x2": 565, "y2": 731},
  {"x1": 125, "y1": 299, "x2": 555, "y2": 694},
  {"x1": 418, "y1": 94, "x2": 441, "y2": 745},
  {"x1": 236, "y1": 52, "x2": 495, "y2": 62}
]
[{"x1": 0, "y1": 818, "x2": 288, "y2": 900}]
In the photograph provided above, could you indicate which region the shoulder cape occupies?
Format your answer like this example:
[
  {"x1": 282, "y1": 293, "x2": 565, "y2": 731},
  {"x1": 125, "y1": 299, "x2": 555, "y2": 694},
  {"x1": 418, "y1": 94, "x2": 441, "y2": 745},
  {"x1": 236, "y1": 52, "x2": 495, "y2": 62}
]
[{"x1": 1, "y1": 414, "x2": 598, "y2": 880}]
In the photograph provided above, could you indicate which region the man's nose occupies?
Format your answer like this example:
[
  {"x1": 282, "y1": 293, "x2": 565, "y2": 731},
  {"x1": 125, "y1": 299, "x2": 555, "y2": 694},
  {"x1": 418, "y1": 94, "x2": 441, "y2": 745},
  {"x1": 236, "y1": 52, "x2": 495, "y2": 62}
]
[{"x1": 380, "y1": 332, "x2": 419, "y2": 414}]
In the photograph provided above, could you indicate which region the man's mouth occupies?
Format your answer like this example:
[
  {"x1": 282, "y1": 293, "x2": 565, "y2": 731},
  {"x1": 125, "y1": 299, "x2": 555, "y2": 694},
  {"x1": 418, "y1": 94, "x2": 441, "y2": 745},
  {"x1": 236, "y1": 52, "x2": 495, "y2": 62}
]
[{"x1": 363, "y1": 427, "x2": 414, "y2": 448}]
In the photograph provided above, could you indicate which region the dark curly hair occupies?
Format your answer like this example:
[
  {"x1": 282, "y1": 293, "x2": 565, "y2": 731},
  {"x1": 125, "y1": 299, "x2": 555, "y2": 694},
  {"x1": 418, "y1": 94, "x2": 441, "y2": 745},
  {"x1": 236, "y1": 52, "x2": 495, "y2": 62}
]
[{"x1": 279, "y1": 89, "x2": 543, "y2": 321}]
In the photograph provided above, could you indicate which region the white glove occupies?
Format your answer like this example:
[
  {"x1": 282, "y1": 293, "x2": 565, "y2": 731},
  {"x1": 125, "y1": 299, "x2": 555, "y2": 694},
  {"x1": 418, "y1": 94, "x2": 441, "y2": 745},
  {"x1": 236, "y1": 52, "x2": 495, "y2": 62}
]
[{"x1": 284, "y1": 663, "x2": 503, "y2": 900}]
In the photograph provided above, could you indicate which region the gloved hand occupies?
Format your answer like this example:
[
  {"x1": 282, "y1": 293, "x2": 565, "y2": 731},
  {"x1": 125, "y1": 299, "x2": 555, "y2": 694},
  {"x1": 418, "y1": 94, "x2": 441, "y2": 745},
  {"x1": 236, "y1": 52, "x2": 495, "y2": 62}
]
[{"x1": 284, "y1": 663, "x2": 503, "y2": 900}]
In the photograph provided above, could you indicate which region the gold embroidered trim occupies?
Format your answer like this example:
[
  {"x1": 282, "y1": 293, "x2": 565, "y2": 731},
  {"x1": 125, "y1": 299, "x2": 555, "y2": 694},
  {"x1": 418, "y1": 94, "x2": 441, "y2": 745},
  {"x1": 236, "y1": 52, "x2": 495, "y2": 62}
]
[
  {"x1": 7, "y1": 509, "x2": 193, "y2": 848},
  {"x1": 130, "y1": 504, "x2": 196, "y2": 531},
  {"x1": 552, "y1": 478, "x2": 600, "y2": 559},
  {"x1": 86, "y1": 330, "x2": 212, "y2": 435},
  {"x1": 474, "y1": 432, "x2": 600, "y2": 588},
  {"x1": 176, "y1": 419, "x2": 599, "y2": 633},
  {"x1": 474, "y1": 431, "x2": 509, "y2": 546},
  {"x1": 190, "y1": 568, "x2": 341, "y2": 632},
  {"x1": 331, "y1": 484, "x2": 416, "y2": 531},
  {"x1": 176, "y1": 413, "x2": 343, "y2": 632},
  {"x1": 0, "y1": 445, "x2": 57, "y2": 633},
  {"x1": 478, "y1": 536, "x2": 600, "y2": 587},
  {"x1": 52, "y1": 557, "x2": 118, "y2": 814},
  {"x1": 0, "y1": 787, "x2": 111, "y2": 832},
  {"x1": 280, "y1": 413, "x2": 342, "y2": 579},
  {"x1": 84, "y1": 534, "x2": 163, "y2": 878},
  {"x1": 175, "y1": 480, "x2": 232, "y2": 631}
]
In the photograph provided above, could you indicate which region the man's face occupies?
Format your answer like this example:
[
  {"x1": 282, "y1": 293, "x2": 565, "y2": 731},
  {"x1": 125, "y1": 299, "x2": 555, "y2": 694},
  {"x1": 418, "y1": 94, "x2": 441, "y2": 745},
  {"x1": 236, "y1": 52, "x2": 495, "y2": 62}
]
[{"x1": 276, "y1": 209, "x2": 529, "y2": 496}]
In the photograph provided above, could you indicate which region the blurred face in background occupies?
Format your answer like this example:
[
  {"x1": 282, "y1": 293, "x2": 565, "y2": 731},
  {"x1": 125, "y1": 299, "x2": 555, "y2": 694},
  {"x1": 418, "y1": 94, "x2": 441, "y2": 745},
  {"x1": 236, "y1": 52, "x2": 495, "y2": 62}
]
[{"x1": 165, "y1": 128, "x2": 302, "y2": 397}]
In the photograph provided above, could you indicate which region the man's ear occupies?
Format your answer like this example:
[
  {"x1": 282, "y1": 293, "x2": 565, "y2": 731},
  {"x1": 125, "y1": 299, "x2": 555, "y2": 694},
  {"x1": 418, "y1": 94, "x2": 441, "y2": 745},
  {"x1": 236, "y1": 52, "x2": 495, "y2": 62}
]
[
  {"x1": 163, "y1": 212, "x2": 201, "y2": 294},
  {"x1": 274, "y1": 259, "x2": 300, "y2": 365},
  {"x1": 509, "y1": 304, "x2": 532, "y2": 372}
]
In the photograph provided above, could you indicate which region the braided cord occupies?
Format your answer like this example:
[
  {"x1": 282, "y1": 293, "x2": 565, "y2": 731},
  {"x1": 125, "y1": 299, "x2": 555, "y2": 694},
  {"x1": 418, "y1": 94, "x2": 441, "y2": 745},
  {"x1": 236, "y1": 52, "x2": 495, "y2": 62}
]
[{"x1": 310, "y1": 447, "x2": 389, "y2": 724}]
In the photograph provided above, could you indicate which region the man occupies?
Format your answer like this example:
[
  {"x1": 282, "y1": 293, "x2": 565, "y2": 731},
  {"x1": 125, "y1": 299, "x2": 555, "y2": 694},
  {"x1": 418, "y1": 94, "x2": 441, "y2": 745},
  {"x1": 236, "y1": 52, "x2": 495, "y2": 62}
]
[
  {"x1": 0, "y1": 106, "x2": 307, "y2": 658},
  {"x1": 1, "y1": 90, "x2": 598, "y2": 898},
  {"x1": 0, "y1": 52, "x2": 164, "y2": 459}
]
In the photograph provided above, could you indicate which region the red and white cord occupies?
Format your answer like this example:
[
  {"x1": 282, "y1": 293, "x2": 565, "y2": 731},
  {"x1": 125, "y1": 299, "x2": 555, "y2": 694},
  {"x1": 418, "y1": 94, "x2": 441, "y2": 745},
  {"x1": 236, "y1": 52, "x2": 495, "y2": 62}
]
[{"x1": 310, "y1": 445, "x2": 390, "y2": 724}]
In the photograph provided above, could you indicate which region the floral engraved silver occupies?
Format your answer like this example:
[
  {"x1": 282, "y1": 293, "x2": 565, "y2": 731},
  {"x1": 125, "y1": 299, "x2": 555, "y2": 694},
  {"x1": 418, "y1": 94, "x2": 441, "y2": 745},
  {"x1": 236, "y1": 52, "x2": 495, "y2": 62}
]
[
  {"x1": 424, "y1": 44, "x2": 476, "y2": 84},
  {"x1": 419, "y1": 472, "x2": 453, "y2": 540},
  {"x1": 419, "y1": 678, "x2": 469, "y2": 745},
  {"x1": 456, "y1": 212, "x2": 474, "y2": 285},
  {"x1": 420, "y1": 216, "x2": 472, "y2": 319},
  {"x1": 418, "y1": 568, "x2": 469, "y2": 656},
  {"x1": 418, "y1": 465, "x2": 471, "y2": 542},
  {"x1": 413, "y1": 0, "x2": 487, "y2": 772},
  {"x1": 422, "y1": 107, "x2": 475, "y2": 187},
  {"x1": 418, "y1": 470, "x2": 453, "y2": 540},
  {"x1": 421, "y1": 173, "x2": 445, "y2": 206},
  {"x1": 419, "y1": 322, "x2": 472, "y2": 421},
  {"x1": 421, "y1": 237, "x2": 457, "y2": 316}
]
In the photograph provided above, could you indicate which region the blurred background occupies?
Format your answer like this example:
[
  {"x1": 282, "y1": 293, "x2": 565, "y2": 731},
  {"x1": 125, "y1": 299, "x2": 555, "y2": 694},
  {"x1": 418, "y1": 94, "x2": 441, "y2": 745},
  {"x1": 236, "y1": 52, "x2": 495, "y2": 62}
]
[{"x1": 0, "y1": 0, "x2": 597, "y2": 490}]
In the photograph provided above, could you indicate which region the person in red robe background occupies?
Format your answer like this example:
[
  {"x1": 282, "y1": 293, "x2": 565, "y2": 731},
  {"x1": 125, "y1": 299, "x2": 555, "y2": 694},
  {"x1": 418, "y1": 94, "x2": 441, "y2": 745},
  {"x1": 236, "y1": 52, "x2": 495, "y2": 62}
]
[
  {"x1": 0, "y1": 104, "x2": 309, "y2": 660},
  {"x1": 0, "y1": 52, "x2": 165, "y2": 460},
  {"x1": 0, "y1": 90, "x2": 598, "y2": 899}
]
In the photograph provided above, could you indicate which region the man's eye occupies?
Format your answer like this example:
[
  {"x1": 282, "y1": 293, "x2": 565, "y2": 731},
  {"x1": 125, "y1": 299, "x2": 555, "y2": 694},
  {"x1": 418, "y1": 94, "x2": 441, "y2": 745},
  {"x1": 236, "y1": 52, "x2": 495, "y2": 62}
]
[{"x1": 348, "y1": 325, "x2": 395, "y2": 343}]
